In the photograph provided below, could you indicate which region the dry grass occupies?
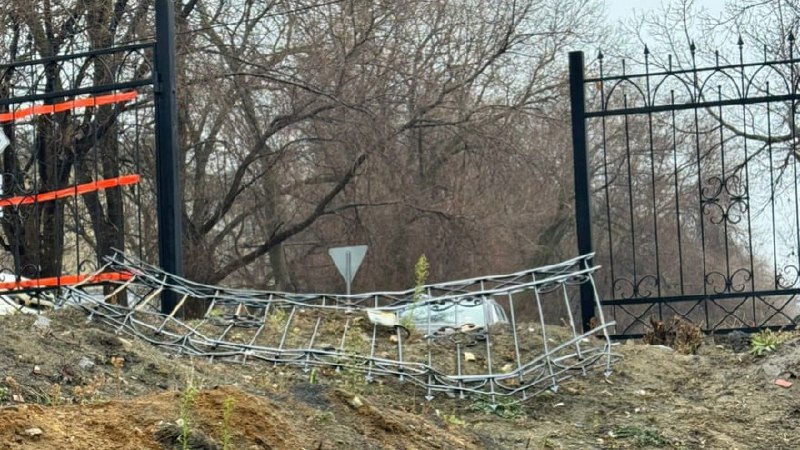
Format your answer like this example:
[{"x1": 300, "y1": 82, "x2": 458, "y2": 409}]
[{"x1": 642, "y1": 316, "x2": 704, "y2": 354}]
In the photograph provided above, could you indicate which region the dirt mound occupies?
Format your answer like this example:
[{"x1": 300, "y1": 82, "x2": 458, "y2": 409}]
[
  {"x1": 0, "y1": 310, "x2": 799, "y2": 449},
  {"x1": 0, "y1": 310, "x2": 482, "y2": 449},
  {"x1": 0, "y1": 387, "x2": 306, "y2": 449},
  {"x1": 0, "y1": 384, "x2": 484, "y2": 450}
]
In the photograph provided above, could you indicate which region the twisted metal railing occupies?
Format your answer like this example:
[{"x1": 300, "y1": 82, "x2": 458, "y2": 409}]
[{"x1": 54, "y1": 253, "x2": 617, "y2": 407}]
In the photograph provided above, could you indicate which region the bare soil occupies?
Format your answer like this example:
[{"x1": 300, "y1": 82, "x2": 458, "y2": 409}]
[{"x1": 0, "y1": 309, "x2": 797, "y2": 449}]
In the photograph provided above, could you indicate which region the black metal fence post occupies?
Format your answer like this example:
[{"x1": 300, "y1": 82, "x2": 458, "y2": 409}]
[
  {"x1": 569, "y1": 51, "x2": 596, "y2": 331},
  {"x1": 154, "y1": 0, "x2": 183, "y2": 313}
]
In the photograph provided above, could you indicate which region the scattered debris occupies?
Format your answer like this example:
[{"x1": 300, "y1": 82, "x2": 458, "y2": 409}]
[
  {"x1": 775, "y1": 378, "x2": 793, "y2": 388},
  {"x1": 32, "y1": 315, "x2": 51, "y2": 333},
  {"x1": 460, "y1": 324, "x2": 480, "y2": 333},
  {"x1": 366, "y1": 310, "x2": 398, "y2": 327},
  {"x1": 349, "y1": 395, "x2": 364, "y2": 409},
  {"x1": 23, "y1": 428, "x2": 42, "y2": 438},
  {"x1": 77, "y1": 356, "x2": 95, "y2": 370}
]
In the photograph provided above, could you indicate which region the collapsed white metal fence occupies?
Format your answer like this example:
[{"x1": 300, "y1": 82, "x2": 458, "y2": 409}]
[{"x1": 55, "y1": 253, "x2": 617, "y2": 407}]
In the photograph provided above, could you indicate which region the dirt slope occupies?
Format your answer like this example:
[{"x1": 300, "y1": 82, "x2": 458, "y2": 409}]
[{"x1": 0, "y1": 310, "x2": 797, "y2": 449}]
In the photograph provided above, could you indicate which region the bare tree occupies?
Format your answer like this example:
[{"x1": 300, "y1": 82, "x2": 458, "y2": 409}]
[
  {"x1": 177, "y1": 0, "x2": 608, "y2": 295},
  {"x1": 0, "y1": 0, "x2": 612, "y2": 323}
]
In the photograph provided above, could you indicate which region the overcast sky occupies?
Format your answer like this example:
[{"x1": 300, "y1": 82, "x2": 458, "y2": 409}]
[{"x1": 605, "y1": 0, "x2": 726, "y2": 21}]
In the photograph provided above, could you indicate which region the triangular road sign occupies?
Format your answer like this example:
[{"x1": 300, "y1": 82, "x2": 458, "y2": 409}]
[{"x1": 328, "y1": 245, "x2": 368, "y2": 288}]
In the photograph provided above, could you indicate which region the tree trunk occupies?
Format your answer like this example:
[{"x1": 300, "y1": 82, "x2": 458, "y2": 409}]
[{"x1": 269, "y1": 244, "x2": 294, "y2": 291}]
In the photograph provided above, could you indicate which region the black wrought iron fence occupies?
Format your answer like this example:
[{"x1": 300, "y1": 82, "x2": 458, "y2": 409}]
[
  {"x1": 0, "y1": 1, "x2": 183, "y2": 312},
  {"x1": 0, "y1": 43, "x2": 154, "y2": 297},
  {"x1": 571, "y1": 37, "x2": 800, "y2": 338}
]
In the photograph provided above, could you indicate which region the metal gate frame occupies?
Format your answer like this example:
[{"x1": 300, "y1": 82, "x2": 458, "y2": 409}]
[{"x1": 570, "y1": 39, "x2": 800, "y2": 338}]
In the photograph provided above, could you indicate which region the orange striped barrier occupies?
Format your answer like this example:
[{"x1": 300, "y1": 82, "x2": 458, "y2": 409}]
[
  {"x1": 0, "y1": 91, "x2": 138, "y2": 123},
  {"x1": 0, "y1": 174, "x2": 140, "y2": 208},
  {"x1": 0, "y1": 271, "x2": 133, "y2": 290}
]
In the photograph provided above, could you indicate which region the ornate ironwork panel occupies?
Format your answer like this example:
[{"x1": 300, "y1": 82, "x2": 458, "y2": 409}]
[{"x1": 571, "y1": 37, "x2": 800, "y2": 338}]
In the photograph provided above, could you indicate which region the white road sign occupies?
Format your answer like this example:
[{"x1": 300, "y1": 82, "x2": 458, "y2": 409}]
[{"x1": 328, "y1": 245, "x2": 368, "y2": 295}]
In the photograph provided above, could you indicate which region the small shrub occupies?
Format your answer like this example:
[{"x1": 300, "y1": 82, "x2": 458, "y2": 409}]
[
  {"x1": 221, "y1": 396, "x2": 235, "y2": 450},
  {"x1": 436, "y1": 409, "x2": 466, "y2": 427},
  {"x1": 612, "y1": 425, "x2": 667, "y2": 446},
  {"x1": 267, "y1": 307, "x2": 288, "y2": 329},
  {"x1": 750, "y1": 329, "x2": 790, "y2": 356},
  {"x1": 5, "y1": 376, "x2": 22, "y2": 403},
  {"x1": 401, "y1": 254, "x2": 431, "y2": 334},
  {"x1": 338, "y1": 362, "x2": 364, "y2": 391},
  {"x1": 74, "y1": 375, "x2": 106, "y2": 404},
  {"x1": 110, "y1": 356, "x2": 125, "y2": 398},
  {"x1": 399, "y1": 314, "x2": 416, "y2": 335},
  {"x1": 48, "y1": 384, "x2": 62, "y2": 406},
  {"x1": 179, "y1": 384, "x2": 199, "y2": 450},
  {"x1": 643, "y1": 316, "x2": 703, "y2": 354},
  {"x1": 312, "y1": 411, "x2": 335, "y2": 424},
  {"x1": 671, "y1": 318, "x2": 704, "y2": 354},
  {"x1": 469, "y1": 398, "x2": 524, "y2": 419},
  {"x1": 333, "y1": 331, "x2": 370, "y2": 391},
  {"x1": 413, "y1": 254, "x2": 430, "y2": 303}
]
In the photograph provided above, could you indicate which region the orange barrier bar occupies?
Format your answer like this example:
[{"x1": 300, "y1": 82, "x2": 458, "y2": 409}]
[
  {"x1": 0, "y1": 174, "x2": 140, "y2": 208},
  {"x1": 0, "y1": 271, "x2": 133, "y2": 290},
  {"x1": 0, "y1": 91, "x2": 138, "y2": 124}
]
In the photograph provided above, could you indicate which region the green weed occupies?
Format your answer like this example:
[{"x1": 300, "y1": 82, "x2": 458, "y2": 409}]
[
  {"x1": 312, "y1": 411, "x2": 336, "y2": 424},
  {"x1": 401, "y1": 254, "x2": 431, "y2": 333},
  {"x1": 750, "y1": 329, "x2": 791, "y2": 356},
  {"x1": 436, "y1": 409, "x2": 466, "y2": 427},
  {"x1": 221, "y1": 396, "x2": 235, "y2": 450},
  {"x1": 612, "y1": 425, "x2": 667, "y2": 447},
  {"x1": 469, "y1": 398, "x2": 524, "y2": 419},
  {"x1": 413, "y1": 254, "x2": 429, "y2": 303},
  {"x1": 179, "y1": 383, "x2": 199, "y2": 450},
  {"x1": 267, "y1": 307, "x2": 288, "y2": 329}
]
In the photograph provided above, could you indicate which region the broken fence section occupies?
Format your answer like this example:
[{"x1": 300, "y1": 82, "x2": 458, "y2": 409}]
[{"x1": 57, "y1": 253, "x2": 618, "y2": 407}]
